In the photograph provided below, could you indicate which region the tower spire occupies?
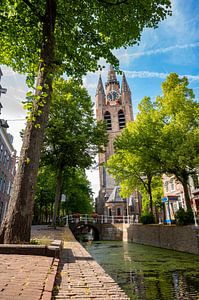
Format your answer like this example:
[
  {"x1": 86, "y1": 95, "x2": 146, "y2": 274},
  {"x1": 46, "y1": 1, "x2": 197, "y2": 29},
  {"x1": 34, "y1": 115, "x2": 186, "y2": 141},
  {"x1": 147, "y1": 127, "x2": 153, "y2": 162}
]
[
  {"x1": 106, "y1": 65, "x2": 119, "y2": 86},
  {"x1": 121, "y1": 72, "x2": 130, "y2": 93},
  {"x1": 96, "y1": 74, "x2": 105, "y2": 95}
]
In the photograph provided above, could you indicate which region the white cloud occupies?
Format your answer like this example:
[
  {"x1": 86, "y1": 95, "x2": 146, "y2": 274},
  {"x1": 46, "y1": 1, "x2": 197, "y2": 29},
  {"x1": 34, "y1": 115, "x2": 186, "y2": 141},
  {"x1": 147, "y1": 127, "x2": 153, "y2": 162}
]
[
  {"x1": 123, "y1": 70, "x2": 199, "y2": 82},
  {"x1": 117, "y1": 42, "x2": 199, "y2": 60}
]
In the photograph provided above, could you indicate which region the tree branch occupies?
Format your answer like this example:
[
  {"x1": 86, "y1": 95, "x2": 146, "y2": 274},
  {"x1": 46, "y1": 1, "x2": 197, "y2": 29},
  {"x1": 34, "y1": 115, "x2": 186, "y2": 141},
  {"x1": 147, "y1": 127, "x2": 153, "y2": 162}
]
[
  {"x1": 22, "y1": 0, "x2": 45, "y2": 22},
  {"x1": 97, "y1": 0, "x2": 129, "y2": 6}
]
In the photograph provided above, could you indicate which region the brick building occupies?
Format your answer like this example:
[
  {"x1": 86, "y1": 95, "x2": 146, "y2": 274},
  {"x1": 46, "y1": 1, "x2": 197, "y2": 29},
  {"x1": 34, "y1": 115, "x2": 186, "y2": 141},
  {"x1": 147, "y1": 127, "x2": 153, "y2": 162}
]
[{"x1": 162, "y1": 173, "x2": 199, "y2": 222}]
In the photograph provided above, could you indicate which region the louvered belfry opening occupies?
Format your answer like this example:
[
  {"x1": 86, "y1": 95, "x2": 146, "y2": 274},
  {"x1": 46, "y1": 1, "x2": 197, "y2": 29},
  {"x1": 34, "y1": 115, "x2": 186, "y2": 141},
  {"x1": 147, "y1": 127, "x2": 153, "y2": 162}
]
[
  {"x1": 118, "y1": 110, "x2": 125, "y2": 129},
  {"x1": 104, "y1": 111, "x2": 112, "y2": 130}
]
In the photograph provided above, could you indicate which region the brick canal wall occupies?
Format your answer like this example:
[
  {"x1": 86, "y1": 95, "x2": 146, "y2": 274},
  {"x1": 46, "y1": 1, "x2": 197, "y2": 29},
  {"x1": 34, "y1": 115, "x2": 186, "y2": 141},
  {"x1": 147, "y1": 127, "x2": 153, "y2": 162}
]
[
  {"x1": 100, "y1": 223, "x2": 123, "y2": 241},
  {"x1": 123, "y1": 224, "x2": 199, "y2": 255}
]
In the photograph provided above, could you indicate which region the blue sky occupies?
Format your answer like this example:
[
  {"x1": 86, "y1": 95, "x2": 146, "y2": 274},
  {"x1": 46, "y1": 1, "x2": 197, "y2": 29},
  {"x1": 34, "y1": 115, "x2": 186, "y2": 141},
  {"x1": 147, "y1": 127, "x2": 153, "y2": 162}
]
[
  {"x1": 0, "y1": 0, "x2": 199, "y2": 195},
  {"x1": 83, "y1": 0, "x2": 199, "y2": 119}
]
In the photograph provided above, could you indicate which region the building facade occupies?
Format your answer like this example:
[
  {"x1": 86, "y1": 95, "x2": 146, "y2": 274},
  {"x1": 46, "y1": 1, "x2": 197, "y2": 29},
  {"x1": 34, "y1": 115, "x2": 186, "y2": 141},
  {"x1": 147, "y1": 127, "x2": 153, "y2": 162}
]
[
  {"x1": 95, "y1": 66, "x2": 134, "y2": 215},
  {"x1": 0, "y1": 67, "x2": 16, "y2": 223},
  {"x1": 162, "y1": 173, "x2": 199, "y2": 222},
  {"x1": 0, "y1": 128, "x2": 16, "y2": 223}
]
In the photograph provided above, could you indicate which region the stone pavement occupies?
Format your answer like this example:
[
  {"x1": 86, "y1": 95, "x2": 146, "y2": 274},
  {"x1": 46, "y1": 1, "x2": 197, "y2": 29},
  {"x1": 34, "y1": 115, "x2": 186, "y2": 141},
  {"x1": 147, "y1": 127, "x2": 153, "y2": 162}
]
[
  {"x1": 0, "y1": 226, "x2": 130, "y2": 300},
  {"x1": 53, "y1": 229, "x2": 130, "y2": 300},
  {"x1": 0, "y1": 253, "x2": 58, "y2": 300},
  {"x1": 0, "y1": 226, "x2": 64, "y2": 300}
]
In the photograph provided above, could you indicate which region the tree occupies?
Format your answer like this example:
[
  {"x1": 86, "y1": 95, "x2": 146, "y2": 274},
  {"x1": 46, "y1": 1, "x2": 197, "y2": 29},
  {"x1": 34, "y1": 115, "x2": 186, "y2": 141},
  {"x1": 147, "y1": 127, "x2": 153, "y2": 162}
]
[
  {"x1": 61, "y1": 168, "x2": 93, "y2": 215},
  {"x1": 107, "y1": 97, "x2": 163, "y2": 213},
  {"x1": 0, "y1": 0, "x2": 171, "y2": 243},
  {"x1": 156, "y1": 73, "x2": 199, "y2": 210},
  {"x1": 34, "y1": 165, "x2": 56, "y2": 224},
  {"x1": 41, "y1": 78, "x2": 107, "y2": 227},
  {"x1": 34, "y1": 166, "x2": 93, "y2": 223},
  {"x1": 107, "y1": 73, "x2": 199, "y2": 213}
]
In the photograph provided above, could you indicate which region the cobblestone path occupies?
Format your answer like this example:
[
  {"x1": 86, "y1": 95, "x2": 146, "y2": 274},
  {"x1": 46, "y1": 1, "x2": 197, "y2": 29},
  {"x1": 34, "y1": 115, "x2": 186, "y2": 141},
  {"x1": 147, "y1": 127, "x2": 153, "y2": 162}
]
[
  {"x1": 0, "y1": 254, "x2": 57, "y2": 300},
  {"x1": 53, "y1": 239, "x2": 130, "y2": 300}
]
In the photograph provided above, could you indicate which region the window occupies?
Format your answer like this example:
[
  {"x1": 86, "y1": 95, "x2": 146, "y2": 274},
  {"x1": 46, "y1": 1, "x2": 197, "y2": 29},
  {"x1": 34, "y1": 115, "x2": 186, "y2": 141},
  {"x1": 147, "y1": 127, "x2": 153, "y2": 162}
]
[
  {"x1": 6, "y1": 155, "x2": 10, "y2": 169},
  {"x1": 117, "y1": 207, "x2": 121, "y2": 216},
  {"x1": 170, "y1": 178, "x2": 175, "y2": 192},
  {"x1": 0, "y1": 144, "x2": 3, "y2": 161},
  {"x1": 178, "y1": 195, "x2": 183, "y2": 208},
  {"x1": 2, "y1": 180, "x2": 6, "y2": 194},
  {"x1": 3, "y1": 150, "x2": 7, "y2": 165},
  {"x1": 102, "y1": 166, "x2": 106, "y2": 187},
  {"x1": 118, "y1": 110, "x2": 125, "y2": 129},
  {"x1": 104, "y1": 111, "x2": 112, "y2": 130},
  {"x1": 0, "y1": 202, "x2": 4, "y2": 223},
  {"x1": 192, "y1": 173, "x2": 199, "y2": 189},
  {"x1": 7, "y1": 181, "x2": 11, "y2": 195},
  {"x1": 164, "y1": 181, "x2": 169, "y2": 193},
  {"x1": 108, "y1": 208, "x2": 112, "y2": 216}
]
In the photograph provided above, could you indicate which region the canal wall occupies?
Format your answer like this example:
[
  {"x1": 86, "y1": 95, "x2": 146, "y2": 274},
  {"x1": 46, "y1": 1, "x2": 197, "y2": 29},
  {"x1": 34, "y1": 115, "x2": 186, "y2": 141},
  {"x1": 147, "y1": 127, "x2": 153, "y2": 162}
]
[
  {"x1": 123, "y1": 224, "x2": 199, "y2": 255},
  {"x1": 100, "y1": 223, "x2": 123, "y2": 241}
]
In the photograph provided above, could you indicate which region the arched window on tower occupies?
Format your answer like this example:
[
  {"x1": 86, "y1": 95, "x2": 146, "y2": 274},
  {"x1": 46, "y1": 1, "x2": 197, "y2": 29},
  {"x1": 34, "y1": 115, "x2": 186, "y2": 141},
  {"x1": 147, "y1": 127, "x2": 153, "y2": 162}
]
[
  {"x1": 104, "y1": 111, "x2": 112, "y2": 130},
  {"x1": 118, "y1": 110, "x2": 125, "y2": 129}
]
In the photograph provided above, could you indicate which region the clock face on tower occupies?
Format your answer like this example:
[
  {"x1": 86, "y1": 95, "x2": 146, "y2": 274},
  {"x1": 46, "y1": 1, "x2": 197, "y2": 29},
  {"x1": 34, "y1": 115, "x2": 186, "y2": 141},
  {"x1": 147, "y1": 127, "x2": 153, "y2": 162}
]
[{"x1": 107, "y1": 90, "x2": 120, "y2": 104}]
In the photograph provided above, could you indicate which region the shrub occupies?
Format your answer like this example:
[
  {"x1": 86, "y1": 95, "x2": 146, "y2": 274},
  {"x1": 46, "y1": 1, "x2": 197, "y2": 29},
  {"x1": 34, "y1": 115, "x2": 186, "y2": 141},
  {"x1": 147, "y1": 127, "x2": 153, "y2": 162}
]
[
  {"x1": 175, "y1": 207, "x2": 194, "y2": 225},
  {"x1": 140, "y1": 212, "x2": 155, "y2": 224}
]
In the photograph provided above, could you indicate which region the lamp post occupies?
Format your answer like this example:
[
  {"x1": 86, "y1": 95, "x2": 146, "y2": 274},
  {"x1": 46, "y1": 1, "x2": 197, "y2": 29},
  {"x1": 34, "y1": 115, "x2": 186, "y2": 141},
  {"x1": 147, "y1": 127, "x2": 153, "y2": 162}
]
[{"x1": 192, "y1": 208, "x2": 198, "y2": 227}]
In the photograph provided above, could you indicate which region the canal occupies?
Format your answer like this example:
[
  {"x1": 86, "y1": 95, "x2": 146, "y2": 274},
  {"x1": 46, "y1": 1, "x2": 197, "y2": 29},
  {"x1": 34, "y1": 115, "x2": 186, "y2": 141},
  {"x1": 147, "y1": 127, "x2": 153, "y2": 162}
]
[{"x1": 84, "y1": 241, "x2": 199, "y2": 300}]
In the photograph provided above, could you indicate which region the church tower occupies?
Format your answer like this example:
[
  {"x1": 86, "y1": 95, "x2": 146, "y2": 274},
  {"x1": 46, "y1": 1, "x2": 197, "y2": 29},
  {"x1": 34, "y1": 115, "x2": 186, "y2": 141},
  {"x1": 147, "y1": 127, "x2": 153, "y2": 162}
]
[{"x1": 95, "y1": 65, "x2": 133, "y2": 214}]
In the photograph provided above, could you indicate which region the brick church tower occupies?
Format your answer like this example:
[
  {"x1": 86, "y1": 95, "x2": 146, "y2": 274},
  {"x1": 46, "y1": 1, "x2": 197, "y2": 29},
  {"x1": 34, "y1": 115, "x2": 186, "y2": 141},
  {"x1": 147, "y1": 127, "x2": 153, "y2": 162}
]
[{"x1": 95, "y1": 65, "x2": 133, "y2": 215}]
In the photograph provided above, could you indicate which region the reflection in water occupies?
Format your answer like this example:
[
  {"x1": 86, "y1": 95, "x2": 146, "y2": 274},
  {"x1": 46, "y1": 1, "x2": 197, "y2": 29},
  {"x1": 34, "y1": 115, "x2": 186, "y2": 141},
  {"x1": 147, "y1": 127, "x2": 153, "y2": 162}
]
[{"x1": 84, "y1": 241, "x2": 199, "y2": 300}]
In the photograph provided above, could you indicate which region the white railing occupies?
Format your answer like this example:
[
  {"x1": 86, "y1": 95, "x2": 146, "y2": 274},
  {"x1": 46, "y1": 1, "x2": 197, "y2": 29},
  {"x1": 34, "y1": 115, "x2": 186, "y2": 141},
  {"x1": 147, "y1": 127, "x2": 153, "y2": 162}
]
[{"x1": 63, "y1": 214, "x2": 140, "y2": 226}]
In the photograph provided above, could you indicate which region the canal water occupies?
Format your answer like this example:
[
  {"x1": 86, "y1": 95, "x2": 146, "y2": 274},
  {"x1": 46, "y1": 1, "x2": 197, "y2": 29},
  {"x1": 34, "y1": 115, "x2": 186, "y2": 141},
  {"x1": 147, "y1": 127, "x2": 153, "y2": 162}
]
[{"x1": 84, "y1": 241, "x2": 199, "y2": 300}]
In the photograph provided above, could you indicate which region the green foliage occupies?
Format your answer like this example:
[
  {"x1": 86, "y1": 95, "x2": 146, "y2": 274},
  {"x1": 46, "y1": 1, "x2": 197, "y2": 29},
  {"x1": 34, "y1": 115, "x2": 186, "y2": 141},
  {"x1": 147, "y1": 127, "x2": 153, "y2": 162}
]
[
  {"x1": 34, "y1": 165, "x2": 56, "y2": 223},
  {"x1": 42, "y1": 78, "x2": 107, "y2": 227},
  {"x1": 42, "y1": 78, "x2": 108, "y2": 169},
  {"x1": 35, "y1": 166, "x2": 94, "y2": 222},
  {"x1": 0, "y1": 0, "x2": 172, "y2": 243},
  {"x1": 107, "y1": 73, "x2": 199, "y2": 212},
  {"x1": 140, "y1": 176, "x2": 163, "y2": 212},
  {"x1": 140, "y1": 212, "x2": 155, "y2": 224},
  {"x1": 62, "y1": 168, "x2": 94, "y2": 214},
  {"x1": 156, "y1": 73, "x2": 199, "y2": 209},
  {"x1": 29, "y1": 238, "x2": 39, "y2": 245},
  {"x1": 107, "y1": 97, "x2": 163, "y2": 212},
  {"x1": 175, "y1": 208, "x2": 194, "y2": 226},
  {"x1": 0, "y1": 1, "x2": 172, "y2": 81}
]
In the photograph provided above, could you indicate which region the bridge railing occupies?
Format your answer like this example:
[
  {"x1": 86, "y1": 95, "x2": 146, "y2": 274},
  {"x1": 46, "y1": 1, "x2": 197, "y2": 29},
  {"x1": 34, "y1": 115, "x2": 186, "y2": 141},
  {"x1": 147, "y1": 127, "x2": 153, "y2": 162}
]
[{"x1": 63, "y1": 214, "x2": 140, "y2": 225}]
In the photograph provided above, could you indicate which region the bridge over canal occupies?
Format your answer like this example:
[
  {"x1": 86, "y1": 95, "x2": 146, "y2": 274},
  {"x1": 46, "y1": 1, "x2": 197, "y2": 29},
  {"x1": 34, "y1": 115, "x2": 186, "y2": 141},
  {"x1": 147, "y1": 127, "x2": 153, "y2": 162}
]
[{"x1": 64, "y1": 214, "x2": 137, "y2": 241}]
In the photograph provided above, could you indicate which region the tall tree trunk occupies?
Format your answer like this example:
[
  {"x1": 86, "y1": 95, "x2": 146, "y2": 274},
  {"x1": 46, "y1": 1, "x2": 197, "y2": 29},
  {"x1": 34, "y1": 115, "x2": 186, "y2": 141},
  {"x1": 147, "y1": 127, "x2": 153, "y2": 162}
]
[
  {"x1": 0, "y1": 0, "x2": 57, "y2": 244},
  {"x1": 147, "y1": 175, "x2": 153, "y2": 213},
  {"x1": 52, "y1": 166, "x2": 64, "y2": 229},
  {"x1": 176, "y1": 171, "x2": 192, "y2": 210},
  {"x1": 181, "y1": 180, "x2": 191, "y2": 210}
]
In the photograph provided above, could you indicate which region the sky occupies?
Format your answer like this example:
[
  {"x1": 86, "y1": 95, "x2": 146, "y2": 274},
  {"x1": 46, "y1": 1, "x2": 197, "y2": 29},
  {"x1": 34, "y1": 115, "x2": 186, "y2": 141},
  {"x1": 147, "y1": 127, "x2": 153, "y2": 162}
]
[{"x1": 0, "y1": 0, "x2": 199, "y2": 198}]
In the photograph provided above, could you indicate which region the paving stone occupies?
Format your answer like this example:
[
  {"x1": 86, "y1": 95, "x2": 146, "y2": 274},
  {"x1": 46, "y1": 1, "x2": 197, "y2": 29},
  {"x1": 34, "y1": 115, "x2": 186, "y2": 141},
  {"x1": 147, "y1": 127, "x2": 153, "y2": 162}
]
[
  {"x1": 53, "y1": 239, "x2": 130, "y2": 300},
  {"x1": 0, "y1": 254, "x2": 56, "y2": 300}
]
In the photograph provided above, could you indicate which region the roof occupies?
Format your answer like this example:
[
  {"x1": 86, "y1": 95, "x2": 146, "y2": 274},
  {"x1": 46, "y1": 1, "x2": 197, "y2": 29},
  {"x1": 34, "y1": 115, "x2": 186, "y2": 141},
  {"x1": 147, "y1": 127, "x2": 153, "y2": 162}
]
[{"x1": 106, "y1": 186, "x2": 126, "y2": 203}]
